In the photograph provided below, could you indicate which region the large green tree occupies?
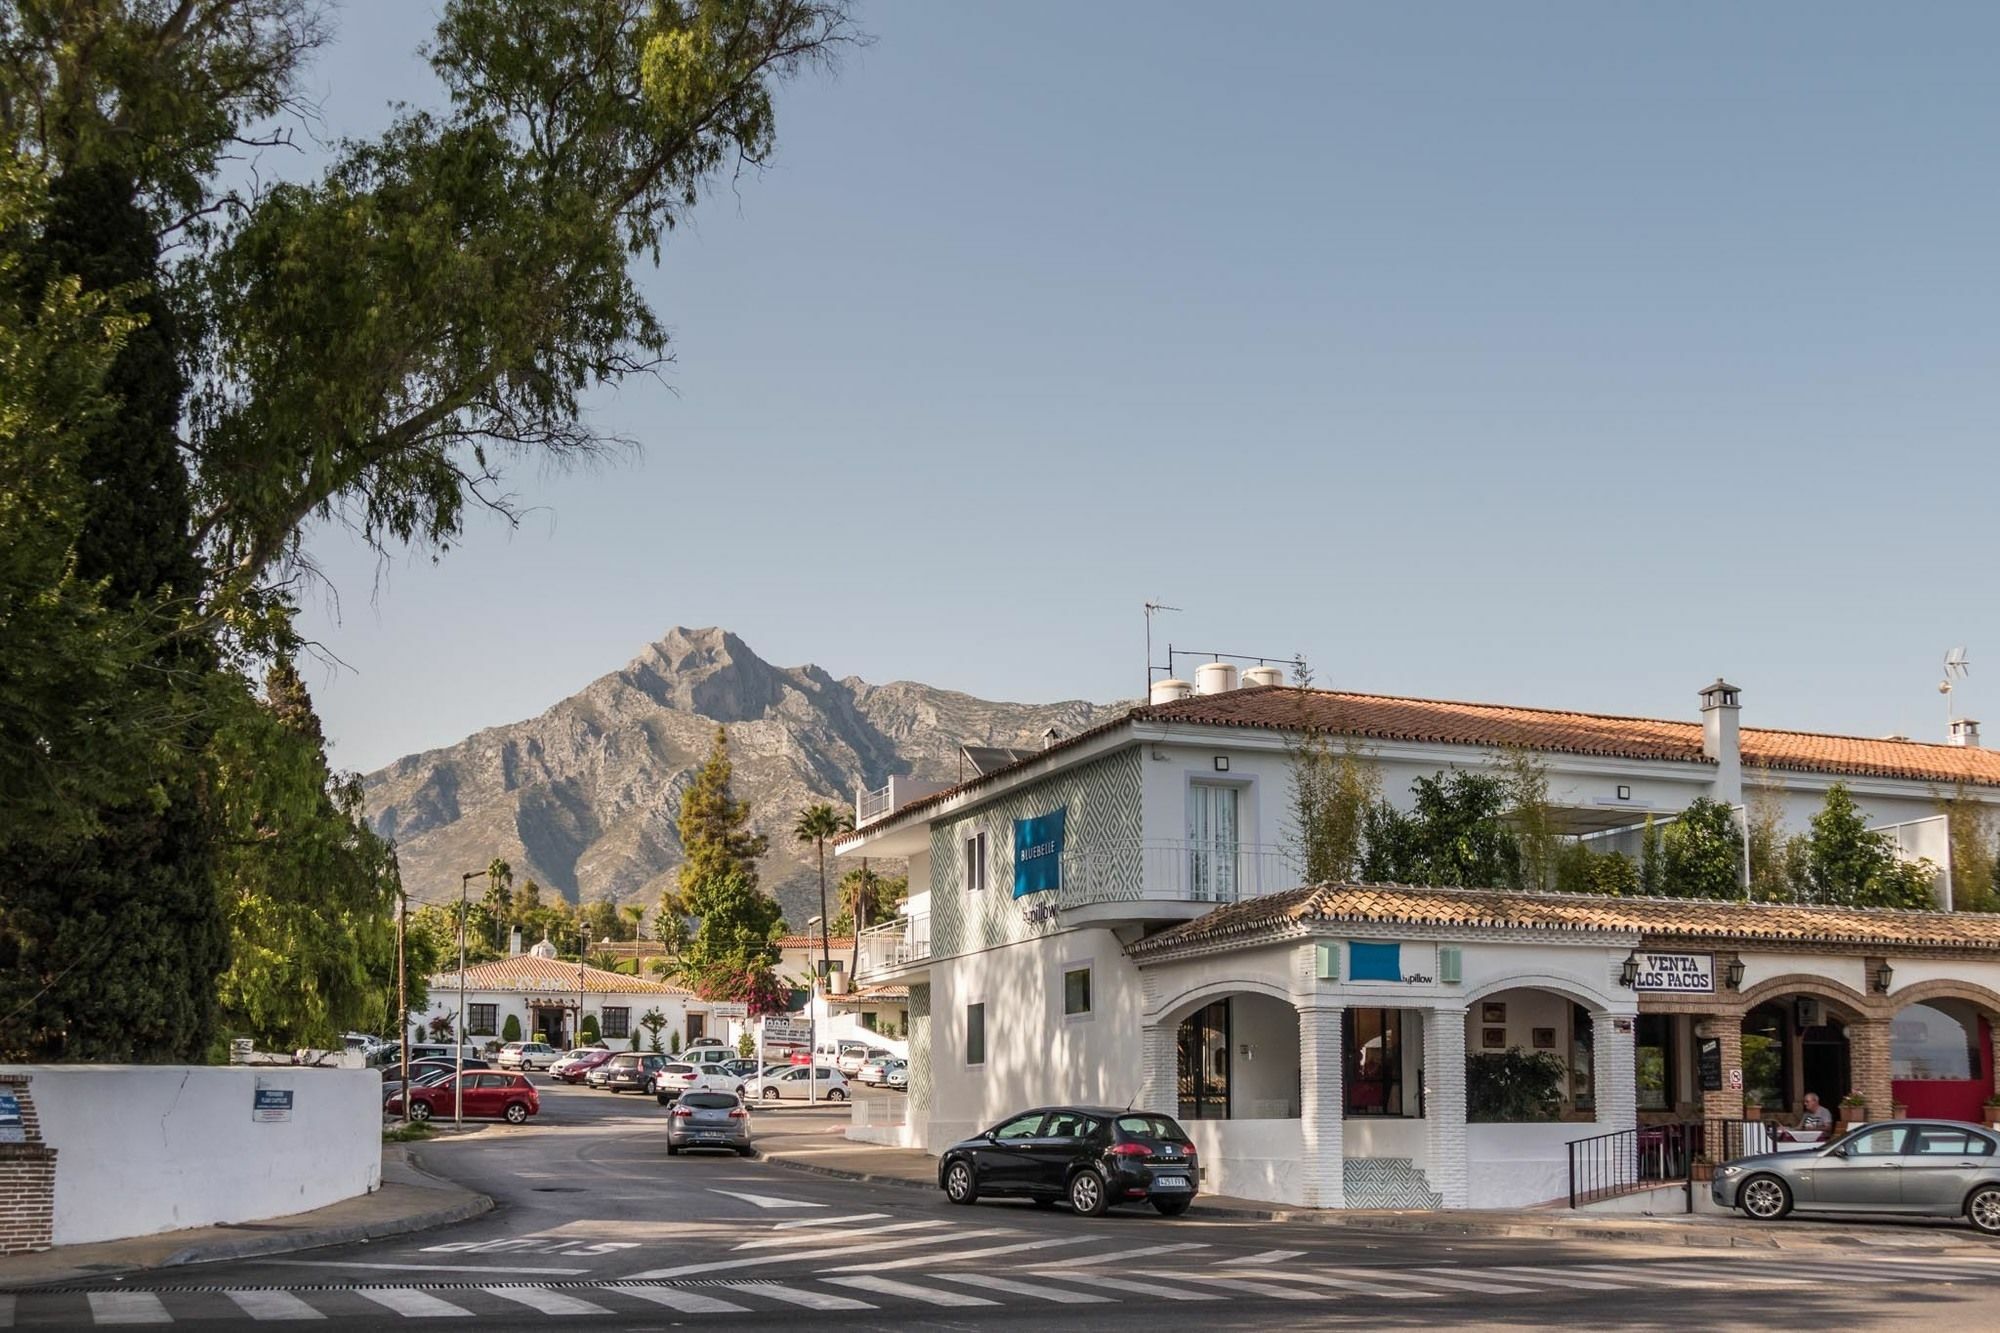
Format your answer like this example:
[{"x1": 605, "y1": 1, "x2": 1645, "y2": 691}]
[
  {"x1": 658, "y1": 726, "x2": 769, "y2": 950},
  {"x1": 0, "y1": 0, "x2": 850, "y2": 1058},
  {"x1": 1790, "y1": 783, "x2": 1937, "y2": 909},
  {"x1": 1361, "y1": 771, "x2": 1523, "y2": 889},
  {"x1": 1656, "y1": 797, "x2": 1745, "y2": 900}
]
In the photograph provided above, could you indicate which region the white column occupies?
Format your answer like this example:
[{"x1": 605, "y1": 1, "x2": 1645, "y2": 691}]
[
  {"x1": 1138, "y1": 1021, "x2": 1178, "y2": 1116},
  {"x1": 1422, "y1": 1006, "x2": 1468, "y2": 1209},
  {"x1": 1297, "y1": 1003, "x2": 1346, "y2": 1209},
  {"x1": 1592, "y1": 1010, "x2": 1638, "y2": 1135}
]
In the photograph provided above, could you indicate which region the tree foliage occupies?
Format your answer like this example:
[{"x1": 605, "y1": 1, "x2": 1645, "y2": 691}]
[
  {"x1": 1361, "y1": 771, "x2": 1522, "y2": 889},
  {"x1": 1656, "y1": 797, "x2": 1744, "y2": 900},
  {"x1": 1288, "y1": 729, "x2": 1379, "y2": 885},
  {"x1": 658, "y1": 726, "x2": 768, "y2": 950},
  {"x1": 1788, "y1": 783, "x2": 1937, "y2": 908}
]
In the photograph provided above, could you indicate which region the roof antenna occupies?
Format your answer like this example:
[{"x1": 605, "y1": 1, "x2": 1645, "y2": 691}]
[
  {"x1": 1144, "y1": 600, "x2": 1182, "y2": 697},
  {"x1": 1941, "y1": 647, "x2": 1970, "y2": 729}
]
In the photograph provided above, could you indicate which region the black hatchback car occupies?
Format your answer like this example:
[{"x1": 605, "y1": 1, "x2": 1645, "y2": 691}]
[{"x1": 939, "y1": 1106, "x2": 1198, "y2": 1217}]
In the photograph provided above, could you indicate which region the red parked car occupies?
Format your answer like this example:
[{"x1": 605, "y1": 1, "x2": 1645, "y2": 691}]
[
  {"x1": 387, "y1": 1071, "x2": 540, "y2": 1124},
  {"x1": 554, "y1": 1047, "x2": 617, "y2": 1084}
]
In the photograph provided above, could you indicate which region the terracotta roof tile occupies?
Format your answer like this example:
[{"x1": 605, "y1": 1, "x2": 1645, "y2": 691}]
[
  {"x1": 1126, "y1": 883, "x2": 2000, "y2": 956},
  {"x1": 776, "y1": 935, "x2": 856, "y2": 952},
  {"x1": 839, "y1": 686, "x2": 2000, "y2": 842},
  {"x1": 431, "y1": 955, "x2": 693, "y2": 995}
]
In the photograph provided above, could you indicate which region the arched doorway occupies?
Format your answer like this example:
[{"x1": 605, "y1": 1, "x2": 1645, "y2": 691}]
[
  {"x1": 1171, "y1": 991, "x2": 1301, "y2": 1121},
  {"x1": 1741, "y1": 997, "x2": 1853, "y2": 1114},
  {"x1": 1892, "y1": 1000, "x2": 1995, "y2": 1122}
]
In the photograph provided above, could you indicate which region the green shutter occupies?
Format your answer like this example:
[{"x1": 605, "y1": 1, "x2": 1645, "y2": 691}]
[
  {"x1": 1315, "y1": 941, "x2": 1339, "y2": 981},
  {"x1": 1438, "y1": 946, "x2": 1462, "y2": 985}
]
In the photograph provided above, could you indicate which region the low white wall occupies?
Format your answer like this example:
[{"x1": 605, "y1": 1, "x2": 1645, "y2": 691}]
[
  {"x1": 1343, "y1": 1116, "x2": 1429, "y2": 1170},
  {"x1": 1467, "y1": 1122, "x2": 1594, "y2": 1209},
  {"x1": 7, "y1": 1065, "x2": 381, "y2": 1246},
  {"x1": 1186, "y1": 1118, "x2": 1305, "y2": 1206}
]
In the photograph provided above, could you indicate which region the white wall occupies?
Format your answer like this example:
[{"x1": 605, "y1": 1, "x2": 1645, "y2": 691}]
[
  {"x1": 1343, "y1": 1116, "x2": 1429, "y2": 1170},
  {"x1": 1466, "y1": 1123, "x2": 1595, "y2": 1209},
  {"x1": 1185, "y1": 1118, "x2": 1305, "y2": 1206},
  {"x1": 9, "y1": 1065, "x2": 381, "y2": 1246}
]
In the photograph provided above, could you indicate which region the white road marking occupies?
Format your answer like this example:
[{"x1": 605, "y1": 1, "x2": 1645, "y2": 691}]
[
  {"x1": 625, "y1": 1227, "x2": 1017, "y2": 1279},
  {"x1": 1210, "y1": 1268, "x2": 1418, "y2": 1299},
  {"x1": 84, "y1": 1293, "x2": 172, "y2": 1325},
  {"x1": 1694, "y1": 1262, "x2": 1893, "y2": 1286},
  {"x1": 1369, "y1": 1268, "x2": 1545, "y2": 1295},
  {"x1": 252, "y1": 1260, "x2": 590, "y2": 1276},
  {"x1": 929, "y1": 1272, "x2": 1114, "y2": 1303},
  {"x1": 1169, "y1": 1274, "x2": 1319, "y2": 1301},
  {"x1": 353, "y1": 1289, "x2": 475, "y2": 1318},
  {"x1": 1484, "y1": 1265, "x2": 1632, "y2": 1291},
  {"x1": 824, "y1": 1275, "x2": 999, "y2": 1307},
  {"x1": 729, "y1": 1282, "x2": 875, "y2": 1311},
  {"x1": 1234, "y1": 1249, "x2": 1306, "y2": 1265},
  {"x1": 1568, "y1": 1265, "x2": 1745, "y2": 1290},
  {"x1": 1028, "y1": 1242, "x2": 1210, "y2": 1267},
  {"x1": 707, "y1": 1189, "x2": 825, "y2": 1209},
  {"x1": 771, "y1": 1213, "x2": 890, "y2": 1230},
  {"x1": 820, "y1": 1235, "x2": 1073, "y2": 1273},
  {"x1": 733, "y1": 1220, "x2": 950, "y2": 1249},
  {"x1": 225, "y1": 1290, "x2": 326, "y2": 1320},
  {"x1": 600, "y1": 1285, "x2": 749, "y2": 1314},
  {"x1": 480, "y1": 1287, "x2": 611, "y2": 1316},
  {"x1": 1069, "y1": 1274, "x2": 1222, "y2": 1302}
]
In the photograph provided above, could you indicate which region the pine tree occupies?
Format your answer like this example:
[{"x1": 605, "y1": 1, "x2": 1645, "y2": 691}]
[{"x1": 658, "y1": 728, "x2": 768, "y2": 948}]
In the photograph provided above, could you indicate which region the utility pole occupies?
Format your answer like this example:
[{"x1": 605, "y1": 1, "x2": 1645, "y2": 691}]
[
  {"x1": 455, "y1": 868, "x2": 485, "y2": 1130},
  {"x1": 395, "y1": 888, "x2": 409, "y2": 1125},
  {"x1": 807, "y1": 914, "x2": 822, "y2": 1107}
]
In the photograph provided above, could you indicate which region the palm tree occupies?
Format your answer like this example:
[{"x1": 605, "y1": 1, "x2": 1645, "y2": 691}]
[{"x1": 794, "y1": 803, "x2": 854, "y2": 992}]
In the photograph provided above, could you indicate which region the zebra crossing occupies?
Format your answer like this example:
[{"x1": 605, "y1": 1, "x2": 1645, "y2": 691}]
[{"x1": 8, "y1": 1254, "x2": 2000, "y2": 1324}]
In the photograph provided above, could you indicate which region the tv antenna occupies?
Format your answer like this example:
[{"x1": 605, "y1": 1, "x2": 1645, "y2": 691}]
[
  {"x1": 1144, "y1": 601, "x2": 1182, "y2": 695},
  {"x1": 1940, "y1": 646, "x2": 1971, "y2": 724}
]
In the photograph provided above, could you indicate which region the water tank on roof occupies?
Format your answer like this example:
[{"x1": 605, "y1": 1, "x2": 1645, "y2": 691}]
[
  {"x1": 1242, "y1": 665, "x2": 1286, "y2": 689},
  {"x1": 1150, "y1": 678, "x2": 1195, "y2": 705},
  {"x1": 1195, "y1": 661, "x2": 1239, "y2": 695}
]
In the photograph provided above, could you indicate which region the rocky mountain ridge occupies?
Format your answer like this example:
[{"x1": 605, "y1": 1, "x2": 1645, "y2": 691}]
[{"x1": 362, "y1": 627, "x2": 1119, "y2": 928}]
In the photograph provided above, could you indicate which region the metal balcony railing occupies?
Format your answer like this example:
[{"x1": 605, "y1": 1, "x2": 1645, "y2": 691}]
[
  {"x1": 857, "y1": 784, "x2": 894, "y2": 824},
  {"x1": 1054, "y1": 839, "x2": 1299, "y2": 910},
  {"x1": 856, "y1": 914, "x2": 931, "y2": 979}
]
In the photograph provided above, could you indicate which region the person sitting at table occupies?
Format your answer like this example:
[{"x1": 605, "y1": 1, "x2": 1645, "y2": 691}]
[{"x1": 1798, "y1": 1091, "x2": 1833, "y2": 1131}]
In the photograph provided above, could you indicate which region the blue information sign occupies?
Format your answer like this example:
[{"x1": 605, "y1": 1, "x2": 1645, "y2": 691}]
[
  {"x1": 252, "y1": 1087, "x2": 294, "y2": 1123},
  {"x1": 1012, "y1": 806, "x2": 1067, "y2": 898},
  {"x1": 0, "y1": 1090, "x2": 22, "y2": 1144}
]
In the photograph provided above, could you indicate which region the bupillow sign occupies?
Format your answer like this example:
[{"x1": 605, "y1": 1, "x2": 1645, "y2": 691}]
[
  {"x1": 1012, "y1": 807, "x2": 1067, "y2": 898},
  {"x1": 1632, "y1": 952, "x2": 1714, "y2": 994}
]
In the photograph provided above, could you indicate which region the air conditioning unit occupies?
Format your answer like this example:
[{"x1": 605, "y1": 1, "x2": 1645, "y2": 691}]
[{"x1": 1795, "y1": 997, "x2": 1823, "y2": 1029}]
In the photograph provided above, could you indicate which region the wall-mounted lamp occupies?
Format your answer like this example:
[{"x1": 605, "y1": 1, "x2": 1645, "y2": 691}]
[
  {"x1": 1618, "y1": 952, "x2": 1639, "y2": 988},
  {"x1": 1724, "y1": 958, "x2": 1746, "y2": 990},
  {"x1": 1873, "y1": 962, "x2": 1894, "y2": 994},
  {"x1": 1213, "y1": 756, "x2": 1230, "y2": 772},
  {"x1": 1616, "y1": 785, "x2": 1632, "y2": 801}
]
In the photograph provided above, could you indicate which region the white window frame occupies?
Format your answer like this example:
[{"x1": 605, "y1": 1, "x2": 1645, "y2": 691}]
[
  {"x1": 966, "y1": 1000, "x2": 987, "y2": 1067},
  {"x1": 1061, "y1": 962, "x2": 1094, "y2": 1024},
  {"x1": 963, "y1": 830, "x2": 988, "y2": 892}
]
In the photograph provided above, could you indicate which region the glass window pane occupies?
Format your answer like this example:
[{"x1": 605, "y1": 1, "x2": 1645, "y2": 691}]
[
  {"x1": 1891, "y1": 1003, "x2": 1980, "y2": 1081},
  {"x1": 967, "y1": 1003, "x2": 986, "y2": 1065},
  {"x1": 1911, "y1": 1128, "x2": 1970, "y2": 1156},
  {"x1": 1847, "y1": 1128, "x2": 1907, "y2": 1157},
  {"x1": 994, "y1": 1114, "x2": 1044, "y2": 1139},
  {"x1": 1636, "y1": 1014, "x2": 1675, "y2": 1111}
]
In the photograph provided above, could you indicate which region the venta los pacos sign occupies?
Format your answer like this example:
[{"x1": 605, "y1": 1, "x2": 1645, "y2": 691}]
[{"x1": 1631, "y1": 952, "x2": 1714, "y2": 994}]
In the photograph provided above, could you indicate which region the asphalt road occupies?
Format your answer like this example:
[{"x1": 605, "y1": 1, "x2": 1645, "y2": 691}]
[{"x1": 11, "y1": 1080, "x2": 2000, "y2": 1330}]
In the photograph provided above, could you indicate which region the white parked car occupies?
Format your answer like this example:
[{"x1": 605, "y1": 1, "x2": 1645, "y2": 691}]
[
  {"x1": 653, "y1": 1062, "x2": 735, "y2": 1105},
  {"x1": 496, "y1": 1041, "x2": 560, "y2": 1071},
  {"x1": 741, "y1": 1065, "x2": 849, "y2": 1102}
]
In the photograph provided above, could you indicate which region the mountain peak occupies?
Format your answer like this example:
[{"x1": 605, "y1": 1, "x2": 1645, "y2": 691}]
[{"x1": 622, "y1": 625, "x2": 785, "y2": 723}]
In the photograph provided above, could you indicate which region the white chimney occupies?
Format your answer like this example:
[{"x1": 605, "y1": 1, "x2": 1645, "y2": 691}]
[
  {"x1": 509, "y1": 925, "x2": 523, "y2": 957},
  {"x1": 1950, "y1": 717, "x2": 1982, "y2": 748},
  {"x1": 1699, "y1": 678, "x2": 1742, "y2": 807},
  {"x1": 1195, "y1": 661, "x2": 1240, "y2": 696}
]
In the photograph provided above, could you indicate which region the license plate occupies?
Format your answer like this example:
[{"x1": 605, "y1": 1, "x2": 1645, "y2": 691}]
[{"x1": 1152, "y1": 1175, "x2": 1190, "y2": 1190}]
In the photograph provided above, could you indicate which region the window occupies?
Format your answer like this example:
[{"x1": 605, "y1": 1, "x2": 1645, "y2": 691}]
[
  {"x1": 1892, "y1": 1001, "x2": 1982, "y2": 1080},
  {"x1": 966, "y1": 1002, "x2": 986, "y2": 1066},
  {"x1": 467, "y1": 1004, "x2": 497, "y2": 1036},
  {"x1": 1186, "y1": 783, "x2": 1240, "y2": 901},
  {"x1": 1845, "y1": 1127, "x2": 1909, "y2": 1157},
  {"x1": 601, "y1": 1007, "x2": 631, "y2": 1039},
  {"x1": 1635, "y1": 1013, "x2": 1677, "y2": 1112},
  {"x1": 1044, "y1": 1111, "x2": 1097, "y2": 1139},
  {"x1": 1177, "y1": 1000, "x2": 1231, "y2": 1120},
  {"x1": 1910, "y1": 1127, "x2": 1989, "y2": 1156},
  {"x1": 1569, "y1": 1003, "x2": 1596, "y2": 1112},
  {"x1": 1741, "y1": 1003, "x2": 1789, "y2": 1111},
  {"x1": 1116, "y1": 1114, "x2": 1189, "y2": 1140},
  {"x1": 993, "y1": 1113, "x2": 1045, "y2": 1140},
  {"x1": 687, "y1": 1013, "x2": 705, "y2": 1043},
  {"x1": 1063, "y1": 965, "x2": 1092, "y2": 1018},
  {"x1": 1344, "y1": 1009, "x2": 1404, "y2": 1115},
  {"x1": 964, "y1": 831, "x2": 988, "y2": 891}
]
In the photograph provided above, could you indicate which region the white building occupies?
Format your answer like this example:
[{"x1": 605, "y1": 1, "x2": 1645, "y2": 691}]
[
  {"x1": 842, "y1": 676, "x2": 2000, "y2": 1209},
  {"x1": 424, "y1": 939, "x2": 709, "y2": 1051}
]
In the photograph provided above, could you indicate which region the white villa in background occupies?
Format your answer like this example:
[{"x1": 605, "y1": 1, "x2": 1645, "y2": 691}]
[
  {"x1": 422, "y1": 938, "x2": 708, "y2": 1051},
  {"x1": 841, "y1": 671, "x2": 2000, "y2": 1210}
]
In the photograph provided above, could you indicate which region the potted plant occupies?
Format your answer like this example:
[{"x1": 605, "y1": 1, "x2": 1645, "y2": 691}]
[
  {"x1": 1982, "y1": 1098, "x2": 2000, "y2": 1125},
  {"x1": 1890, "y1": 1100, "x2": 1908, "y2": 1120},
  {"x1": 1839, "y1": 1094, "x2": 1868, "y2": 1124},
  {"x1": 1740, "y1": 1097, "x2": 1763, "y2": 1123}
]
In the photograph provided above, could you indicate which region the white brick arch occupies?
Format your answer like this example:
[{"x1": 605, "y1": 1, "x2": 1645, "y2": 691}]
[
  {"x1": 1458, "y1": 971, "x2": 1625, "y2": 1015},
  {"x1": 1144, "y1": 976, "x2": 1301, "y2": 1028}
]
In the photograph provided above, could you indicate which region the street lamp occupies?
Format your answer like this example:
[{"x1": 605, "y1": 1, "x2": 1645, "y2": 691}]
[
  {"x1": 1618, "y1": 952, "x2": 1639, "y2": 989},
  {"x1": 454, "y1": 867, "x2": 493, "y2": 1130},
  {"x1": 395, "y1": 887, "x2": 409, "y2": 1125}
]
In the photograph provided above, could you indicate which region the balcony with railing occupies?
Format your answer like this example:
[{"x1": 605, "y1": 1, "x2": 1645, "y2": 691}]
[
  {"x1": 856, "y1": 913, "x2": 932, "y2": 980},
  {"x1": 1055, "y1": 839, "x2": 1299, "y2": 916},
  {"x1": 855, "y1": 775, "x2": 951, "y2": 828}
]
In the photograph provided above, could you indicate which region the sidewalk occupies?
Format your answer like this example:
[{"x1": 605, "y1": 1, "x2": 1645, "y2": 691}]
[
  {"x1": 0, "y1": 1144, "x2": 492, "y2": 1291},
  {"x1": 752, "y1": 1116, "x2": 1996, "y2": 1253}
]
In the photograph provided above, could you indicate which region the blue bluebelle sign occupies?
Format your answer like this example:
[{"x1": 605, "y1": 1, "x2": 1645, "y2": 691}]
[{"x1": 1012, "y1": 806, "x2": 1067, "y2": 898}]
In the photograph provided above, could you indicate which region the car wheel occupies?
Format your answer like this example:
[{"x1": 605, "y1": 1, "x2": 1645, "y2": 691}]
[
  {"x1": 1968, "y1": 1185, "x2": 2000, "y2": 1236},
  {"x1": 607, "y1": 1087, "x2": 620, "y2": 1095},
  {"x1": 828, "y1": 1088, "x2": 847, "y2": 1102},
  {"x1": 667, "y1": 1142, "x2": 679, "y2": 1156},
  {"x1": 1069, "y1": 1169, "x2": 1110, "y2": 1217},
  {"x1": 944, "y1": 1159, "x2": 979, "y2": 1205},
  {"x1": 762, "y1": 1087, "x2": 779, "y2": 1101},
  {"x1": 657, "y1": 1093, "x2": 673, "y2": 1107},
  {"x1": 1152, "y1": 1196, "x2": 1191, "y2": 1217},
  {"x1": 504, "y1": 1102, "x2": 529, "y2": 1125},
  {"x1": 408, "y1": 1101, "x2": 431, "y2": 1122},
  {"x1": 737, "y1": 1146, "x2": 755, "y2": 1158},
  {"x1": 1738, "y1": 1174, "x2": 1793, "y2": 1221}
]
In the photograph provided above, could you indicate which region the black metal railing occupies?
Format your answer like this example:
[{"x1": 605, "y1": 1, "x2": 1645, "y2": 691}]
[
  {"x1": 1702, "y1": 1116, "x2": 1755, "y2": 1166},
  {"x1": 1567, "y1": 1122, "x2": 1701, "y2": 1209}
]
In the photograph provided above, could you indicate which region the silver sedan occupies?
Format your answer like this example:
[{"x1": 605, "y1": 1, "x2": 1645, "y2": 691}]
[
  {"x1": 667, "y1": 1090, "x2": 753, "y2": 1156},
  {"x1": 1712, "y1": 1119, "x2": 2000, "y2": 1235}
]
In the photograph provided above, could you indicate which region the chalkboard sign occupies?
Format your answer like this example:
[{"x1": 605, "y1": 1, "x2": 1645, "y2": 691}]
[{"x1": 1697, "y1": 1035, "x2": 1723, "y2": 1092}]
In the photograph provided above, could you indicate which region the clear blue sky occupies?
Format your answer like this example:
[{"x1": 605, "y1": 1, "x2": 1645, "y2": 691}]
[{"x1": 294, "y1": 2, "x2": 2000, "y2": 774}]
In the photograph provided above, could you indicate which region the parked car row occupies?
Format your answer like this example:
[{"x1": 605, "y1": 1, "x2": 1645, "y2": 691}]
[{"x1": 386, "y1": 1071, "x2": 540, "y2": 1124}]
